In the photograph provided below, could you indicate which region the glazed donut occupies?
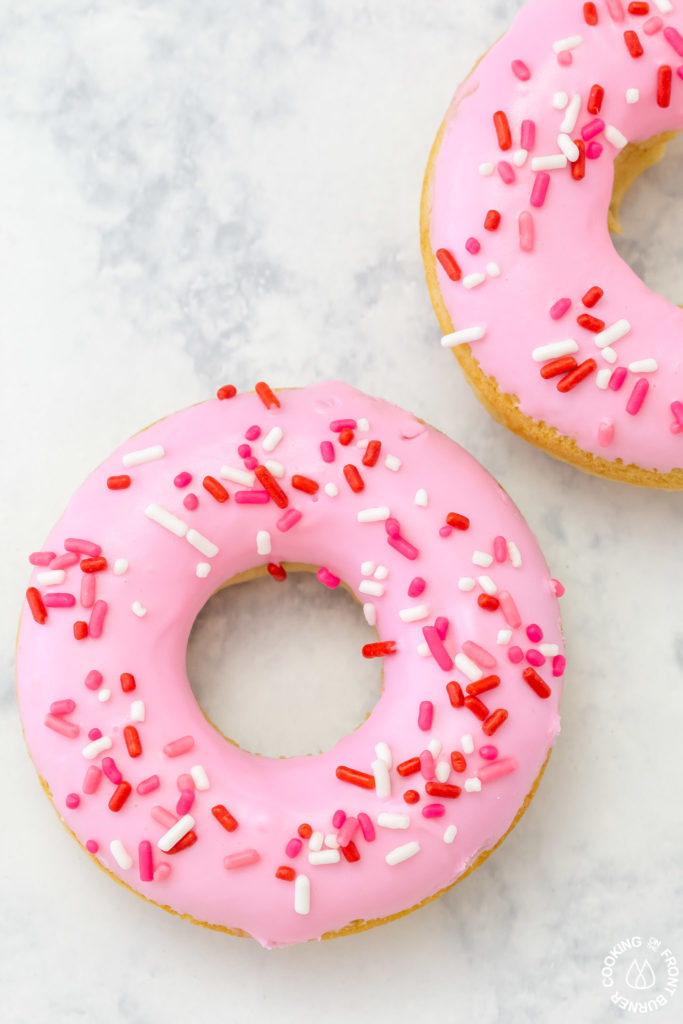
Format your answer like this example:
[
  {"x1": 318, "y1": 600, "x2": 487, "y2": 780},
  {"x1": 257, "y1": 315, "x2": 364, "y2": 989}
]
[
  {"x1": 422, "y1": 0, "x2": 683, "y2": 488},
  {"x1": 17, "y1": 381, "x2": 565, "y2": 947}
]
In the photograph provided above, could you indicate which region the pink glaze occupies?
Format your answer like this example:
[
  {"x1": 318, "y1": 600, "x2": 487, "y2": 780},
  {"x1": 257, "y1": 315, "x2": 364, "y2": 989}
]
[
  {"x1": 427, "y1": 0, "x2": 683, "y2": 474},
  {"x1": 17, "y1": 382, "x2": 563, "y2": 947}
]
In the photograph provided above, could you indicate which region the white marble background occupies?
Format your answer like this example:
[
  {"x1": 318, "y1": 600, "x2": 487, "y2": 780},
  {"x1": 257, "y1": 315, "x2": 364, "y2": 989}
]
[{"x1": 2, "y1": 1, "x2": 682, "y2": 1021}]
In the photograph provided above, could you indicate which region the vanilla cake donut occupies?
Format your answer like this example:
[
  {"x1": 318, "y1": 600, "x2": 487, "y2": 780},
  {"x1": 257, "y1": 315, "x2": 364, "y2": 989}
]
[
  {"x1": 17, "y1": 381, "x2": 565, "y2": 947},
  {"x1": 422, "y1": 0, "x2": 683, "y2": 488}
]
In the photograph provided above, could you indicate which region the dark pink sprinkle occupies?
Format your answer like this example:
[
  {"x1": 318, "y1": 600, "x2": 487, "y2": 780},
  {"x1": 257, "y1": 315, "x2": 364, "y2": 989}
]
[
  {"x1": 234, "y1": 490, "x2": 269, "y2": 504},
  {"x1": 465, "y1": 237, "x2": 481, "y2": 254},
  {"x1": 357, "y1": 812, "x2": 375, "y2": 841},
  {"x1": 479, "y1": 745, "x2": 498, "y2": 760},
  {"x1": 320, "y1": 440, "x2": 335, "y2": 463},
  {"x1": 434, "y1": 616, "x2": 449, "y2": 640},
  {"x1": 550, "y1": 298, "x2": 571, "y2": 320},
  {"x1": 183, "y1": 493, "x2": 199, "y2": 510},
  {"x1": 586, "y1": 141, "x2": 603, "y2": 160},
  {"x1": 498, "y1": 160, "x2": 516, "y2": 184},
  {"x1": 530, "y1": 172, "x2": 550, "y2": 208},
  {"x1": 84, "y1": 669, "x2": 103, "y2": 691},
  {"x1": 245, "y1": 425, "x2": 261, "y2": 441},
  {"x1": 526, "y1": 649, "x2": 546, "y2": 667},
  {"x1": 418, "y1": 700, "x2": 434, "y2": 731},
  {"x1": 174, "y1": 471, "x2": 192, "y2": 488},
  {"x1": 626, "y1": 378, "x2": 649, "y2": 416},
  {"x1": 521, "y1": 119, "x2": 536, "y2": 151},
  {"x1": 88, "y1": 599, "x2": 108, "y2": 639},
  {"x1": 511, "y1": 59, "x2": 531, "y2": 81},
  {"x1": 439, "y1": 524, "x2": 453, "y2": 538},
  {"x1": 102, "y1": 757, "x2": 122, "y2": 785},
  {"x1": 387, "y1": 535, "x2": 419, "y2": 560},
  {"x1": 552, "y1": 655, "x2": 567, "y2": 678},
  {"x1": 277, "y1": 509, "x2": 302, "y2": 532},
  {"x1": 237, "y1": 444, "x2": 251, "y2": 458},
  {"x1": 176, "y1": 790, "x2": 195, "y2": 815},
  {"x1": 85, "y1": 839, "x2": 99, "y2": 854},
  {"x1": 422, "y1": 803, "x2": 445, "y2": 819},
  {"x1": 50, "y1": 699, "x2": 76, "y2": 716},
  {"x1": 508, "y1": 646, "x2": 524, "y2": 664},
  {"x1": 29, "y1": 551, "x2": 56, "y2": 566},
  {"x1": 677, "y1": 66, "x2": 683, "y2": 81},
  {"x1": 550, "y1": 578, "x2": 565, "y2": 597},
  {"x1": 422, "y1": 625, "x2": 454, "y2": 671},
  {"x1": 671, "y1": 401, "x2": 683, "y2": 427},
  {"x1": 581, "y1": 117, "x2": 605, "y2": 141},
  {"x1": 609, "y1": 367, "x2": 627, "y2": 391},
  {"x1": 408, "y1": 577, "x2": 426, "y2": 597},
  {"x1": 65, "y1": 538, "x2": 101, "y2": 558},
  {"x1": 138, "y1": 840, "x2": 154, "y2": 882},
  {"x1": 332, "y1": 809, "x2": 346, "y2": 829},
  {"x1": 285, "y1": 837, "x2": 303, "y2": 858},
  {"x1": 88, "y1": 728, "x2": 102, "y2": 741},
  {"x1": 50, "y1": 552, "x2": 79, "y2": 570},
  {"x1": 317, "y1": 566, "x2": 340, "y2": 589},
  {"x1": 384, "y1": 517, "x2": 401, "y2": 538},
  {"x1": 43, "y1": 593, "x2": 76, "y2": 608},
  {"x1": 330, "y1": 419, "x2": 356, "y2": 432},
  {"x1": 663, "y1": 26, "x2": 683, "y2": 57},
  {"x1": 526, "y1": 623, "x2": 543, "y2": 643},
  {"x1": 493, "y1": 536, "x2": 507, "y2": 563},
  {"x1": 243, "y1": 456, "x2": 258, "y2": 470},
  {"x1": 65, "y1": 793, "x2": 80, "y2": 809}
]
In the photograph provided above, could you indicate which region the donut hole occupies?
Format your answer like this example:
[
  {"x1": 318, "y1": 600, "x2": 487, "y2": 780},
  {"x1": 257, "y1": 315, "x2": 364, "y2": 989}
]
[
  {"x1": 186, "y1": 567, "x2": 381, "y2": 758},
  {"x1": 609, "y1": 131, "x2": 683, "y2": 306}
]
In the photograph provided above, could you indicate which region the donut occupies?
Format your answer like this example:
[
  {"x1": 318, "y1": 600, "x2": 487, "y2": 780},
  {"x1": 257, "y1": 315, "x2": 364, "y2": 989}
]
[
  {"x1": 422, "y1": 0, "x2": 683, "y2": 489},
  {"x1": 17, "y1": 380, "x2": 565, "y2": 947}
]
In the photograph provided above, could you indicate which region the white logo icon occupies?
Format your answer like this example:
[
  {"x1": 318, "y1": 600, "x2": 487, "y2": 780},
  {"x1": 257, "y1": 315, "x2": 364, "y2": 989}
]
[
  {"x1": 624, "y1": 959, "x2": 656, "y2": 991},
  {"x1": 601, "y1": 935, "x2": 678, "y2": 1014}
]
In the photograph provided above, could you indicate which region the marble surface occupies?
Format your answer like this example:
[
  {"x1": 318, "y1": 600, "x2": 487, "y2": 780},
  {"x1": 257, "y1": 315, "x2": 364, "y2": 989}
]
[{"x1": 2, "y1": 0, "x2": 682, "y2": 1021}]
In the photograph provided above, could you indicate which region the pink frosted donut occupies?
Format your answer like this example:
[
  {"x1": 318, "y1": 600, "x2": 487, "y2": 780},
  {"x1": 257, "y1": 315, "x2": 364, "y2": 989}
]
[
  {"x1": 422, "y1": 0, "x2": 683, "y2": 488},
  {"x1": 18, "y1": 381, "x2": 565, "y2": 947}
]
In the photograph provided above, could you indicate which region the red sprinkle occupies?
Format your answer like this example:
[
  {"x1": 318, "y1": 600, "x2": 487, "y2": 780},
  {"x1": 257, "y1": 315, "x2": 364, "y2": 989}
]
[
  {"x1": 587, "y1": 84, "x2": 605, "y2": 114},
  {"x1": 493, "y1": 110, "x2": 512, "y2": 150},
  {"x1": 107, "y1": 475, "x2": 131, "y2": 490},
  {"x1": 254, "y1": 381, "x2": 280, "y2": 409},
  {"x1": 582, "y1": 285, "x2": 604, "y2": 307},
  {"x1": 425, "y1": 782, "x2": 461, "y2": 799},
  {"x1": 628, "y1": 1, "x2": 649, "y2": 13},
  {"x1": 254, "y1": 465, "x2": 288, "y2": 508},
  {"x1": 450, "y1": 751, "x2": 467, "y2": 773},
  {"x1": 123, "y1": 725, "x2": 142, "y2": 758},
  {"x1": 80, "y1": 556, "x2": 107, "y2": 573},
  {"x1": 435, "y1": 248, "x2": 462, "y2": 282},
  {"x1": 583, "y1": 1, "x2": 599, "y2": 24},
  {"x1": 275, "y1": 865, "x2": 296, "y2": 881},
  {"x1": 340, "y1": 841, "x2": 360, "y2": 863},
  {"x1": 266, "y1": 562, "x2": 287, "y2": 581},
  {"x1": 335, "y1": 766, "x2": 376, "y2": 789},
  {"x1": 397, "y1": 757, "x2": 421, "y2": 777},
  {"x1": 523, "y1": 667, "x2": 552, "y2": 699},
  {"x1": 108, "y1": 781, "x2": 132, "y2": 812},
  {"x1": 657, "y1": 65, "x2": 673, "y2": 107},
  {"x1": 466, "y1": 674, "x2": 501, "y2": 696},
  {"x1": 343, "y1": 464, "x2": 364, "y2": 493},
  {"x1": 483, "y1": 708, "x2": 509, "y2": 735},
  {"x1": 338, "y1": 428, "x2": 354, "y2": 446},
  {"x1": 557, "y1": 358, "x2": 597, "y2": 393},
  {"x1": 212, "y1": 804, "x2": 239, "y2": 832},
  {"x1": 541, "y1": 356, "x2": 578, "y2": 379},
  {"x1": 484, "y1": 209, "x2": 501, "y2": 231},
  {"x1": 26, "y1": 587, "x2": 47, "y2": 624},
  {"x1": 216, "y1": 384, "x2": 237, "y2": 400},
  {"x1": 291, "y1": 474, "x2": 319, "y2": 494},
  {"x1": 477, "y1": 594, "x2": 500, "y2": 611},
  {"x1": 168, "y1": 831, "x2": 197, "y2": 854},
  {"x1": 362, "y1": 440, "x2": 381, "y2": 467},
  {"x1": 624, "y1": 30, "x2": 644, "y2": 57},
  {"x1": 446, "y1": 680, "x2": 464, "y2": 707},
  {"x1": 446, "y1": 512, "x2": 470, "y2": 530},
  {"x1": 362, "y1": 641, "x2": 397, "y2": 658},
  {"x1": 577, "y1": 313, "x2": 605, "y2": 333},
  {"x1": 120, "y1": 672, "x2": 136, "y2": 692},
  {"x1": 571, "y1": 139, "x2": 586, "y2": 181},
  {"x1": 298, "y1": 823, "x2": 313, "y2": 839},
  {"x1": 403, "y1": 790, "x2": 420, "y2": 804},
  {"x1": 73, "y1": 621, "x2": 88, "y2": 640},
  {"x1": 203, "y1": 476, "x2": 229, "y2": 503},
  {"x1": 464, "y1": 695, "x2": 490, "y2": 721}
]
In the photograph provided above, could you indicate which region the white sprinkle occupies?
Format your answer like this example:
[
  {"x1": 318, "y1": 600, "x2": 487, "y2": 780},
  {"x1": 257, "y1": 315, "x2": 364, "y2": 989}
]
[
  {"x1": 472, "y1": 550, "x2": 493, "y2": 567},
  {"x1": 110, "y1": 840, "x2": 132, "y2": 870},
  {"x1": 196, "y1": 562, "x2": 211, "y2": 578},
  {"x1": 97, "y1": 689, "x2": 111, "y2": 703},
  {"x1": 375, "y1": 741, "x2": 392, "y2": 768},
  {"x1": 601, "y1": 347, "x2": 618, "y2": 364},
  {"x1": 256, "y1": 530, "x2": 271, "y2": 555},
  {"x1": 264, "y1": 459, "x2": 284, "y2": 478},
  {"x1": 130, "y1": 700, "x2": 145, "y2": 722},
  {"x1": 186, "y1": 529, "x2": 218, "y2": 558},
  {"x1": 356, "y1": 438, "x2": 369, "y2": 449},
  {"x1": 435, "y1": 760, "x2": 451, "y2": 783},
  {"x1": 82, "y1": 736, "x2": 112, "y2": 759},
  {"x1": 361, "y1": 560, "x2": 376, "y2": 576},
  {"x1": 399, "y1": 604, "x2": 430, "y2": 623},
  {"x1": 308, "y1": 849, "x2": 340, "y2": 865},
  {"x1": 132, "y1": 601, "x2": 147, "y2": 618},
  {"x1": 357, "y1": 506, "x2": 390, "y2": 522},
  {"x1": 417, "y1": 642, "x2": 431, "y2": 657},
  {"x1": 324, "y1": 833, "x2": 339, "y2": 849},
  {"x1": 378, "y1": 813, "x2": 410, "y2": 830},
  {"x1": 512, "y1": 148, "x2": 528, "y2": 167},
  {"x1": 372, "y1": 759, "x2": 391, "y2": 799},
  {"x1": 427, "y1": 738, "x2": 442, "y2": 758},
  {"x1": 122, "y1": 445, "x2": 165, "y2": 468},
  {"x1": 36, "y1": 570, "x2": 65, "y2": 586},
  {"x1": 629, "y1": 359, "x2": 658, "y2": 373},
  {"x1": 538, "y1": 643, "x2": 560, "y2": 657},
  {"x1": 219, "y1": 465, "x2": 255, "y2": 487},
  {"x1": 414, "y1": 488, "x2": 428, "y2": 507},
  {"x1": 487, "y1": 262, "x2": 501, "y2": 278},
  {"x1": 357, "y1": 418, "x2": 370, "y2": 432},
  {"x1": 552, "y1": 90, "x2": 569, "y2": 109},
  {"x1": 386, "y1": 841, "x2": 420, "y2": 866},
  {"x1": 478, "y1": 575, "x2": 497, "y2": 595},
  {"x1": 653, "y1": 0, "x2": 673, "y2": 12},
  {"x1": 374, "y1": 565, "x2": 388, "y2": 580},
  {"x1": 308, "y1": 831, "x2": 323, "y2": 852},
  {"x1": 441, "y1": 325, "x2": 486, "y2": 346},
  {"x1": 560, "y1": 94, "x2": 582, "y2": 133},
  {"x1": 359, "y1": 580, "x2": 384, "y2": 597},
  {"x1": 530, "y1": 154, "x2": 568, "y2": 171},
  {"x1": 532, "y1": 339, "x2": 579, "y2": 362},
  {"x1": 461, "y1": 734, "x2": 475, "y2": 755},
  {"x1": 596, "y1": 368, "x2": 611, "y2": 390},
  {"x1": 458, "y1": 577, "x2": 476, "y2": 591},
  {"x1": 145, "y1": 503, "x2": 187, "y2": 538},
  {"x1": 158, "y1": 815, "x2": 195, "y2": 852},
  {"x1": 553, "y1": 35, "x2": 582, "y2": 54},
  {"x1": 557, "y1": 134, "x2": 580, "y2": 162},
  {"x1": 113, "y1": 559, "x2": 128, "y2": 576},
  {"x1": 363, "y1": 603, "x2": 377, "y2": 627},
  {"x1": 455, "y1": 652, "x2": 483, "y2": 682},
  {"x1": 443, "y1": 825, "x2": 458, "y2": 844},
  {"x1": 462, "y1": 273, "x2": 486, "y2": 289},
  {"x1": 605, "y1": 125, "x2": 628, "y2": 150},
  {"x1": 507, "y1": 541, "x2": 522, "y2": 567},
  {"x1": 324, "y1": 482, "x2": 339, "y2": 497},
  {"x1": 595, "y1": 319, "x2": 631, "y2": 348},
  {"x1": 626, "y1": 88, "x2": 640, "y2": 104},
  {"x1": 385, "y1": 454, "x2": 402, "y2": 472},
  {"x1": 190, "y1": 764, "x2": 210, "y2": 791},
  {"x1": 294, "y1": 874, "x2": 310, "y2": 914},
  {"x1": 497, "y1": 629, "x2": 512, "y2": 645},
  {"x1": 479, "y1": 162, "x2": 495, "y2": 176},
  {"x1": 465, "y1": 778, "x2": 482, "y2": 793},
  {"x1": 261, "y1": 426, "x2": 283, "y2": 452}
]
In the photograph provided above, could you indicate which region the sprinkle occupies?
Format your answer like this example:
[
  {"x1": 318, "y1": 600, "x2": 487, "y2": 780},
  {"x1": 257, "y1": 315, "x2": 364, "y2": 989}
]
[
  {"x1": 336, "y1": 765, "x2": 375, "y2": 789},
  {"x1": 131, "y1": 601, "x2": 146, "y2": 618},
  {"x1": 497, "y1": 161, "x2": 516, "y2": 185},
  {"x1": 479, "y1": 163, "x2": 495, "y2": 176},
  {"x1": 255, "y1": 381, "x2": 280, "y2": 409},
  {"x1": 129, "y1": 700, "x2": 145, "y2": 724},
  {"x1": 219, "y1": 465, "x2": 256, "y2": 488},
  {"x1": 626, "y1": 88, "x2": 640, "y2": 103},
  {"x1": 414, "y1": 488, "x2": 428, "y2": 507},
  {"x1": 29, "y1": 551, "x2": 56, "y2": 566},
  {"x1": 158, "y1": 814, "x2": 195, "y2": 852},
  {"x1": 36, "y1": 569, "x2": 65, "y2": 586},
  {"x1": 511, "y1": 58, "x2": 531, "y2": 81},
  {"x1": 657, "y1": 64, "x2": 673, "y2": 106},
  {"x1": 541, "y1": 356, "x2": 578, "y2": 379},
  {"x1": 596, "y1": 319, "x2": 631, "y2": 350},
  {"x1": 443, "y1": 825, "x2": 458, "y2": 844},
  {"x1": 561, "y1": 94, "x2": 582, "y2": 133},
  {"x1": 342, "y1": 465, "x2": 364, "y2": 492},
  {"x1": 606, "y1": 0, "x2": 626, "y2": 18},
  {"x1": 454, "y1": 652, "x2": 482, "y2": 682},
  {"x1": 532, "y1": 339, "x2": 579, "y2": 362},
  {"x1": 652, "y1": 0, "x2": 673, "y2": 13},
  {"x1": 385, "y1": 841, "x2": 420, "y2": 866},
  {"x1": 113, "y1": 559, "x2": 128, "y2": 576},
  {"x1": 484, "y1": 209, "x2": 501, "y2": 231},
  {"x1": 108, "y1": 781, "x2": 132, "y2": 812},
  {"x1": 82, "y1": 735, "x2": 112, "y2": 759},
  {"x1": 628, "y1": 358, "x2": 658, "y2": 373},
  {"x1": 479, "y1": 757, "x2": 519, "y2": 783},
  {"x1": 493, "y1": 110, "x2": 512, "y2": 150},
  {"x1": 552, "y1": 91, "x2": 569, "y2": 110},
  {"x1": 224, "y1": 849, "x2": 260, "y2": 870},
  {"x1": 471, "y1": 550, "x2": 493, "y2": 567},
  {"x1": 513, "y1": 148, "x2": 528, "y2": 165},
  {"x1": 458, "y1": 577, "x2": 476, "y2": 591},
  {"x1": 523, "y1": 667, "x2": 552, "y2": 699},
  {"x1": 436, "y1": 248, "x2": 462, "y2": 281},
  {"x1": 422, "y1": 625, "x2": 453, "y2": 670},
  {"x1": 518, "y1": 211, "x2": 534, "y2": 252},
  {"x1": 163, "y1": 736, "x2": 194, "y2": 758},
  {"x1": 418, "y1": 701, "x2": 434, "y2": 731},
  {"x1": 118, "y1": 672, "x2": 135, "y2": 693},
  {"x1": 483, "y1": 709, "x2": 509, "y2": 736},
  {"x1": 375, "y1": 742, "x2": 392, "y2": 768},
  {"x1": 145, "y1": 503, "x2": 187, "y2": 537},
  {"x1": 605, "y1": 125, "x2": 628, "y2": 150},
  {"x1": 644, "y1": 15, "x2": 664, "y2": 32},
  {"x1": 464, "y1": 778, "x2": 482, "y2": 793},
  {"x1": 626, "y1": 378, "x2": 649, "y2": 415},
  {"x1": 624, "y1": 29, "x2": 644, "y2": 57},
  {"x1": 357, "y1": 506, "x2": 390, "y2": 523},
  {"x1": 441, "y1": 325, "x2": 486, "y2": 346},
  {"x1": 294, "y1": 874, "x2": 310, "y2": 914},
  {"x1": 530, "y1": 172, "x2": 551, "y2": 208},
  {"x1": 44, "y1": 714, "x2": 79, "y2": 738},
  {"x1": 553, "y1": 35, "x2": 582, "y2": 54},
  {"x1": 557, "y1": 359, "x2": 597, "y2": 392},
  {"x1": 384, "y1": 454, "x2": 402, "y2": 473},
  {"x1": 362, "y1": 640, "x2": 396, "y2": 658},
  {"x1": 110, "y1": 840, "x2": 133, "y2": 870},
  {"x1": 122, "y1": 445, "x2": 165, "y2": 468},
  {"x1": 216, "y1": 384, "x2": 237, "y2": 400},
  {"x1": 359, "y1": 580, "x2": 385, "y2": 599},
  {"x1": 254, "y1": 464, "x2": 288, "y2": 508},
  {"x1": 107, "y1": 475, "x2": 131, "y2": 490},
  {"x1": 398, "y1": 604, "x2": 430, "y2": 624},
  {"x1": 26, "y1": 587, "x2": 48, "y2": 624}
]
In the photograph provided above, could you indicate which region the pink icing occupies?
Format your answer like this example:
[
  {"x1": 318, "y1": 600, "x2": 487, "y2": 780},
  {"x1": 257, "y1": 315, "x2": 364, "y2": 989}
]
[
  {"x1": 17, "y1": 382, "x2": 564, "y2": 947},
  {"x1": 428, "y1": 0, "x2": 683, "y2": 473}
]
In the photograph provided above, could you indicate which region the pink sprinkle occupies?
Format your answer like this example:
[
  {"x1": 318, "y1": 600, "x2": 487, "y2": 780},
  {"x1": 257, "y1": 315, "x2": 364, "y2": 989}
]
[
  {"x1": 586, "y1": 142, "x2": 603, "y2": 160},
  {"x1": 479, "y1": 745, "x2": 498, "y2": 761},
  {"x1": 598, "y1": 418, "x2": 615, "y2": 447},
  {"x1": 664, "y1": 26, "x2": 683, "y2": 57},
  {"x1": 357, "y1": 812, "x2": 375, "y2": 842},
  {"x1": 388, "y1": 533, "x2": 419, "y2": 560},
  {"x1": 508, "y1": 646, "x2": 524, "y2": 664},
  {"x1": 177, "y1": 773, "x2": 194, "y2": 791},
  {"x1": 102, "y1": 757, "x2": 122, "y2": 785},
  {"x1": 552, "y1": 655, "x2": 567, "y2": 678},
  {"x1": 408, "y1": 577, "x2": 426, "y2": 597},
  {"x1": 183, "y1": 493, "x2": 199, "y2": 510},
  {"x1": 138, "y1": 840, "x2": 154, "y2": 882},
  {"x1": 224, "y1": 849, "x2": 260, "y2": 870},
  {"x1": 581, "y1": 118, "x2": 605, "y2": 141},
  {"x1": 84, "y1": 669, "x2": 103, "y2": 691},
  {"x1": 434, "y1": 616, "x2": 449, "y2": 640},
  {"x1": 174, "y1": 471, "x2": 192, "y2": 488},
  {"x1": 385, "y1": 517, "x2": 401, "y2": 538},
  {"x1": 418, "y1": 700, "x2": 434, "y2": 731},
  {"x1": 520, "y1": 119, "x2": 536, "y2": 151},
  {"x1": 526, "y1": 649, "x2": 546, "y2": 667},
  {"x1": 65, "y1": 538, "x2": 101, "y2": 558},
  {"x1": 285, "y1": 838, "x2": 303, "y2": 858},
  {"x1": 176, "y1": 790, "x2": 195, "y2": 815},
  {"x1": 609, "y1": 367, "x2": 627, "y2": 391},
  {"x1": 526, "y1": 623, "x2": 543, "y2": 643},
  {"x1": 530, "y1": 172, "x2": 550, "y2": 208},
  {"x1": 557, "y1": 51, "x2": 572, "y2": 66},
  {"x1": 243, "y1": 456, "x2": 258, "y2": 470},
  {"x1": 644, "y1": 16, "x2": 663, "y2": 36},
  {"x1": 332, "y1": 809, "x2": 346, "y2": 829},
  {"x1": 419, "y1": 749, "x2": 436, "y2": 780},
  {"x1": 245, "y1": 425, "x2": 261, "y2": 441},
  {"x1": 320, "y1": 440, "x2": 335, "y2": 463},
  {"x1": 498, "y1": 590, "x2": 522, "y2": 629},
  {"x1": 462, "y1": 640, "x2": 497, "y2": 669},
  {"x1": 43, "y1": 593, "x2": 76, "y2": 608},
  {"x1": 50, "y1": 552, "x2": 79, "y2": 570},
  {"x1": 498, "y1": 161, "x2": 516, "y2": 184},
  {"x1": 511, "y1": 59, "x2": 531, "y2": 81},
  {"x1": 317, "y1": 566, "x2": 340, "y2": 588},
  {"x1": 606, "y1": 0, "x2": 625, "y2": 20},
  {"x1": 422, "y1": 803, "x2": 445, "y2": 819},
  {"x1": 626, "y1": 378, "x2": 649, "y2": 416},
  {"x1": 519, "y1": 210, "x2": 535, "y2": 252},
  {"x1": 82, "y1": 765, "x2": 102, "y2": 795},
  {"x1": 151, "y1": 806, "x2": 177, "y2": 828},
  {"x1": 277, "y1": 509, "x2": 302, "y2": 532},
  {"x1": 237, "y1": 444, "x2": 251, "y2": 458},
  {"x1": 50, "y1": 698, "x2": 76, "y2": 716},
  {"x1": 439, "y1": 524, "x2": 453, "y2": 538},
  {"x1": 478, "y1": 757, "x2": 518, "y2": 783},
  {"x1": 65, "y1": 793, "x2": 80, "y2": 809},
  {"x1": 80, "y1": 574, "x2": 96, "y2": 608},
  {"x1": 337, "y1": 816, "x2": 358, "y2": 847},
  {"x1": 136, "y1": 775, "x2": 161, "y2": 796},
  {"x1": 422, "y1": 625, "x2": 454, "y2": 671},
  {"x1": 550, "y1": 579, "x2": 565, "y2": 598},
  {"x1": 154, "y1": 863, "x2": 171, "y2": 882},
  {"x1": 671, "y1": 401, "x2": 683, "y2": 427},
  {"x1": 493, "y1": 536, "x2": 507, "y2": 563},
  {"x1": 29, "y1": 551, "x2": 56, "y2": 566},
  {"x1": 330, "y1": 419, "x2": 356, "y2": 432},
  {"x1": 550, "y1": 297, "x2": 571, "y2": 320},
  {"x1": 88, "y1": 728, "x2": 102, "y2": 741},
  {"x1": 88, "y1": 600, "x2": 108, "y2": 639},
  {"x1": 465, "y1": 237, "x2": 481, "y2": 254},
  {"x1": 163, "y1": 736, "x2": 195, "y2": 758},
  {"x1": 85, "y1": 840, "x2": 99, "y2": 854},
  {"x1": 234, "y1": 489, "x2": 269, "y2": 504}
]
